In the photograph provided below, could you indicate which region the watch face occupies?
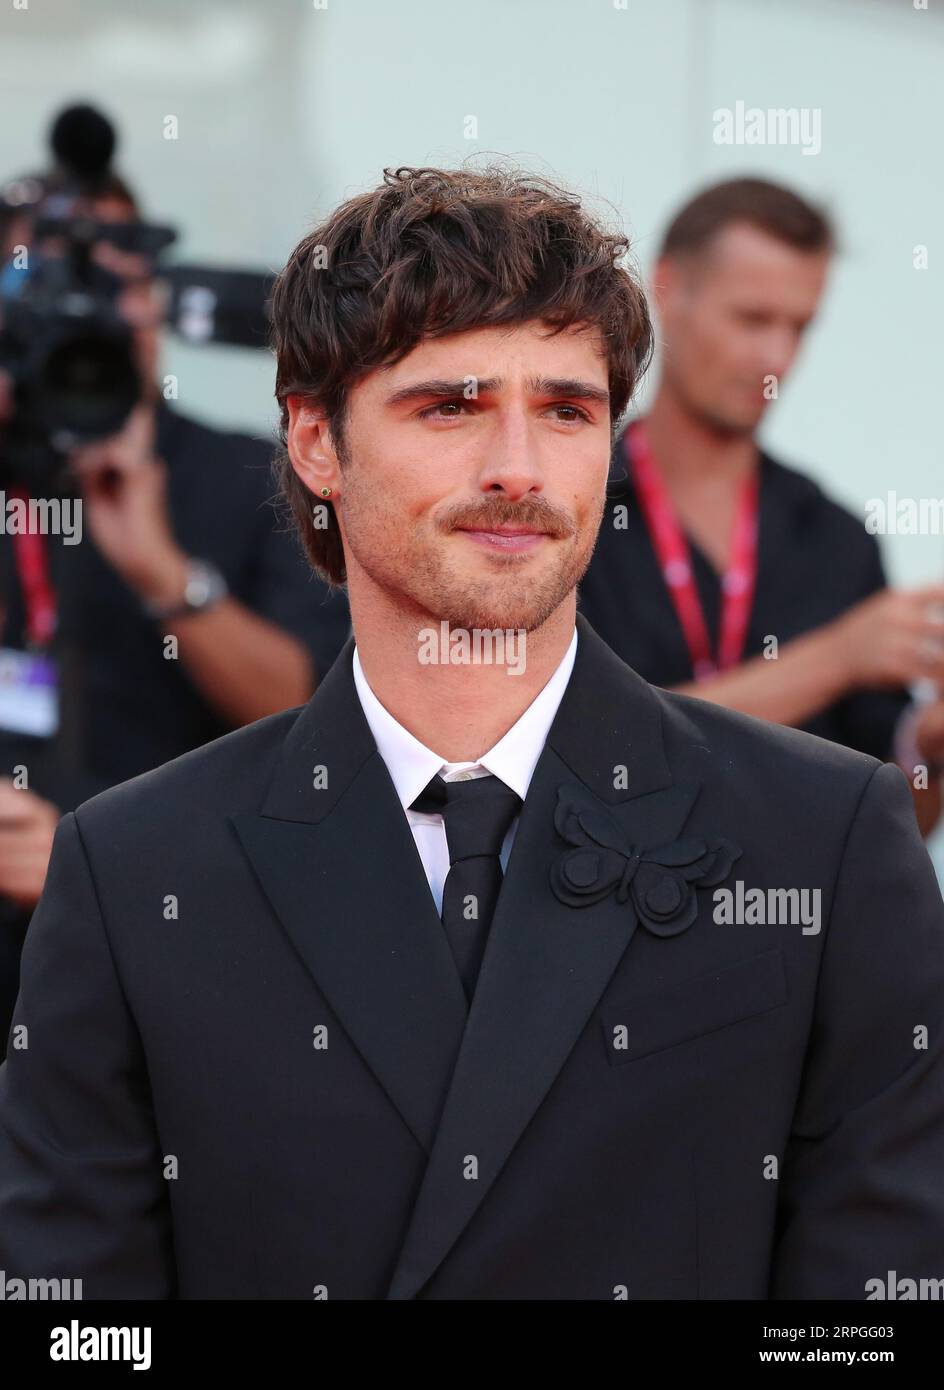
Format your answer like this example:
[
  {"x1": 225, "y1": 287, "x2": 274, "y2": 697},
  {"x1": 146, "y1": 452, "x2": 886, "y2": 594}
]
[
  {"x1": 185, "y1": 568, "x2": 212, "y2": 606},
  {"x1": 183, "y1": 560, "x2": 228, "y2": 609}
]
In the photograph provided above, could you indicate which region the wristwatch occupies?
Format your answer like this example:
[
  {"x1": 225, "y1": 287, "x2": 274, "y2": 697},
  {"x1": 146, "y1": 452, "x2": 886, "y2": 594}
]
[{"x1": 144, "y1": 558, "x2": 229, "y2": 621}]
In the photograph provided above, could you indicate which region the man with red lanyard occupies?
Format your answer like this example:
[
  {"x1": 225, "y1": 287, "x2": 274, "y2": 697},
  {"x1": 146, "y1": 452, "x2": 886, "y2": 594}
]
[{"x1": 578, "y1": 177, "x2": 944, "y2": 836}]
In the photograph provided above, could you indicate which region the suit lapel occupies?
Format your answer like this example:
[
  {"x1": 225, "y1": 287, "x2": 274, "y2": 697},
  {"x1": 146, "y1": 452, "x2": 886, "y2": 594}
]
[
  {"x1": 231, "y1": 616, "x2": 699, "y2": 1297},
  {"x1": 386, "y1": 616, "x2": 694, "y2": 1299},
  {"x1": 231, "y1": 639, "x2": 468, "y2": 1156}
]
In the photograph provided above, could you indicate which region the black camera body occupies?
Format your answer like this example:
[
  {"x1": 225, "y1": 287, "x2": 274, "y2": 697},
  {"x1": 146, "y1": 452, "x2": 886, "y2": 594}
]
[
  {"x1": 0, "y1": 104, "x2": 275, "y2": 495},
  {"x1": 0, "y1": 207, "x2": 177, "y2": 492}
]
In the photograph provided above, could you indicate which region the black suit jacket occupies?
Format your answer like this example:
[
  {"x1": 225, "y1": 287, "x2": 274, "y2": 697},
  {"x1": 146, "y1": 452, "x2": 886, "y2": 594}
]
[{"x1": 1, "y1": 615, "x2": 943, "y2": 1299}]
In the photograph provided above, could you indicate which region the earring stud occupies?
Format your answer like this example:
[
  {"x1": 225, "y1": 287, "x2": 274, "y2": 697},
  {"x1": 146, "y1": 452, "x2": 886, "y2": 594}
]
[{"x1": 320, "y1": 486, "x2": 332, "y2": 497}]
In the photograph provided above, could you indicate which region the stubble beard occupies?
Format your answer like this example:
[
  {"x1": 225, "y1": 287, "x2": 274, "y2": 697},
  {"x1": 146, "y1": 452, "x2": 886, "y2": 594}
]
[{"x1": 341, "y1": 480, "x2": 605, "y2": 636}]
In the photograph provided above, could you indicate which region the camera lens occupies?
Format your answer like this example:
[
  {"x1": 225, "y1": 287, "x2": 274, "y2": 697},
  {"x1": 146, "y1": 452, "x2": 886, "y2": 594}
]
[{"x1": 37, "y1": 327, "x2": 139, "y2": 444}]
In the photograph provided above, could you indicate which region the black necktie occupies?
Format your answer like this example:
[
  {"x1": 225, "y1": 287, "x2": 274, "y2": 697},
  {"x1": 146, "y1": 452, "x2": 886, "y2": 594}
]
[{"x1": 411, "y1": 773, "x2": 522, "y2": 1001}]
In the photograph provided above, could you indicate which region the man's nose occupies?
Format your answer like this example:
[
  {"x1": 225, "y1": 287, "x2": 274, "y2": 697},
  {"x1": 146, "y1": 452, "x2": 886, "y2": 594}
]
[
  {"x1": 475, "y1": 410, "x2": 545, "y2": 499},
  {"x1": 759, "y1": 326, "x2": 801, "y2": 380}
]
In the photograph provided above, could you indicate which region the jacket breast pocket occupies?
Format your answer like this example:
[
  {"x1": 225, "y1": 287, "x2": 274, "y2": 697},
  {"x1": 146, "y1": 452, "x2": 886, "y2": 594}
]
[{"x1": 600, "y1": 948, "x2": 787, "y2": 1066}]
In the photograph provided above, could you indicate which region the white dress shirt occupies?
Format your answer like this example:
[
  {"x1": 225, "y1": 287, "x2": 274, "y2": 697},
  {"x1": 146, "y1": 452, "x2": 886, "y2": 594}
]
[{"x1": 352, "y1": 629, "x2": 578, "y2": 913}]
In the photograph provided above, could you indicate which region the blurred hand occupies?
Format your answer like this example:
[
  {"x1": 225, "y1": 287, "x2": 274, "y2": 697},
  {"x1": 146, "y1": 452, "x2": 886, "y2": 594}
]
[
  {"x1": 0, "y1": 781, "x2": 60, "y2": 910},
  {"x1": 70, "y1": 401, "x2": 189, "y2": 606},
  {"x1": 830, "y1": 586, "x2": 944, "y2": 691}
]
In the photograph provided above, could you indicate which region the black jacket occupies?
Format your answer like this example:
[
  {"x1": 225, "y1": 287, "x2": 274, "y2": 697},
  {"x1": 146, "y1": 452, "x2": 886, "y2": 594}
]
[{"x1": 1, "y1": 615, "x2": 943, "y2": 1299}]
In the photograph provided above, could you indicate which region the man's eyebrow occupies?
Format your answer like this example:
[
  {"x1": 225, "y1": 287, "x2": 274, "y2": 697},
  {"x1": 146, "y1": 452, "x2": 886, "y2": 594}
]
[
  {"x1": 383, "y1": 375, "x2": 610, "y2": 408},
  {"x1": 530, "y1": 376, "x2": 611, "y2": 406},
  {"x1": 383, "y1": 378, "x2": 492, "y2": 407}
]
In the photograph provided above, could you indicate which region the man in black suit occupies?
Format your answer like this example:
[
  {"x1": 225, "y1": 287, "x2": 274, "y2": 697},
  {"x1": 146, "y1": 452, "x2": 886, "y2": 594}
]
[{"x1": 1, "y1": 165, "x2": 943, "y2": 1301}]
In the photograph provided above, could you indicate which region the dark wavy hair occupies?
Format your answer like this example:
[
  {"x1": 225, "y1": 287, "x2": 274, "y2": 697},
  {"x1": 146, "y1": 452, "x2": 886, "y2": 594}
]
[{"x1": 271, "y1": 164, "x2": 654, "y2": 585}]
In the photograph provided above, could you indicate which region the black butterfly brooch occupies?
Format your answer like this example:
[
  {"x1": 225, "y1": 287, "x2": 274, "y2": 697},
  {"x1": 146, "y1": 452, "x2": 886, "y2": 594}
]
[{"x1": 549, "y1": 784, "x2": 741, "y2": 936}]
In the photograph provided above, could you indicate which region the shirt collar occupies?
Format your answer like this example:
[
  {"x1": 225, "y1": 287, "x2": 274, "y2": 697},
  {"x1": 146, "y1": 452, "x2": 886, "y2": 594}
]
[{"x1": 352, "y1": 627, "x2": 578, "y2": 809}]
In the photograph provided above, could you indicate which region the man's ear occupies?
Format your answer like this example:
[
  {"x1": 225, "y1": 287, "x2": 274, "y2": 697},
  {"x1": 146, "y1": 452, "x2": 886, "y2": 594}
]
[{"x1": 285, "y1": 395, "x2": 342, "y2": 497}]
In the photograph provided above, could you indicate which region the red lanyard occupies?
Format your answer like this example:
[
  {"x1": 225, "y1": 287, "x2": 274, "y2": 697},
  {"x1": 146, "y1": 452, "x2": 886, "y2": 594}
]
[
  {"x1": 626, "y1": 419, "x2": 759, "y2": 680},
  {"x1": 7, "y1": 487, "x2": 57, "y2": 649}
]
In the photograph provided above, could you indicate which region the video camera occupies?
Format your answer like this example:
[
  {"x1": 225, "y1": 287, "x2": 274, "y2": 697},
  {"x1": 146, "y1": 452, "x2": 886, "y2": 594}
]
[{"x1": 0, "y1": 104, "x2": 274, "y2": 493}]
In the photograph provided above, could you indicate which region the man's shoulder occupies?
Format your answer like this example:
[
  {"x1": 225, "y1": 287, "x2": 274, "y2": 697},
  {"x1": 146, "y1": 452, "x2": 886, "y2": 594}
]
[
  {"x1": 608, "y1": 436, "x2": 877, "y2": 553},
  {"x1": 72, "y1": 704, "x2": 304, "y2": 835},
  {"x1": 69, "y1": 643, "x2": 893, "y2": 847},
  {"x1": 655, "y1": 678, "x2": 883, "y2": 798},
  {"x1": 761, "y1": 451, "x2": 876, "y2": 550}
]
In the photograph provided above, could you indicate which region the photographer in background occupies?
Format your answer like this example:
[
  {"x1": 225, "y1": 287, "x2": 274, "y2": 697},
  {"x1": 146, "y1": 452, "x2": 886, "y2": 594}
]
[{"x1": 0, "y1": 106, "x2": 350, "y2": 1051}]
